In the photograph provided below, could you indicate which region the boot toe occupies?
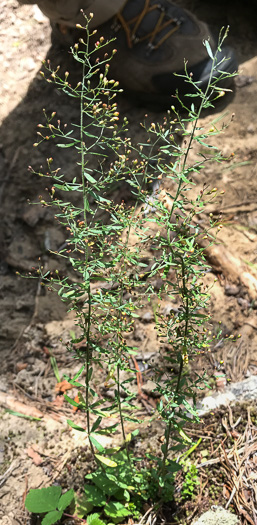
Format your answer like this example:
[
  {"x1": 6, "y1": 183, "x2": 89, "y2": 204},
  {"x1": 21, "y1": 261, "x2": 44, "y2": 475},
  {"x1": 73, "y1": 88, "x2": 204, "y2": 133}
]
[{"x1": 152, "y1": 45, "x2": 238, "y2": 97}]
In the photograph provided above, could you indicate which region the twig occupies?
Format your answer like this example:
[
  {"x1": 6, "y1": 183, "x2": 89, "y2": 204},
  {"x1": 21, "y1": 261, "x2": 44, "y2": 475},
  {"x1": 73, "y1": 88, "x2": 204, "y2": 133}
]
[
  {"x1": 210, "y1": 200, "x2": 257, "y2": 213},
  {"x1": 0, "y1": 460, "x2": 20, "y2": 488},
  {"x1": 225, "y1": 485, "x2": 237, "y2": 509},
  {"x1": 50, "y1": 451, "x2": 70, "y2": 482},
  {"x1": 22, "y1": 474, "x2": 28, "y2": 510},
  {"x1": 131, "y1": 356, "x2": 148, "y2": 401},
  {"x1": 11, "y1": 257, "x2": 48, "y2": 352},
  {"x1": 139, "y1": 506, "x2": 156, "y2": 525}
]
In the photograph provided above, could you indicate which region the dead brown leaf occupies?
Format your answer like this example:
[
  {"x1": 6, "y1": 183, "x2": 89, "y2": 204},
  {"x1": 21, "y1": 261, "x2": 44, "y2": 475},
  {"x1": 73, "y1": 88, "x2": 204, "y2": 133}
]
[
  {"x1": 55, "y1": 380, "x2": 73, "y2": 393},
  {"x1": 15, "y1": 363, "x2": 28, "y2": 372},
  {"x1": 26, "y1": 446, "x2": 43, "y2": 466}
]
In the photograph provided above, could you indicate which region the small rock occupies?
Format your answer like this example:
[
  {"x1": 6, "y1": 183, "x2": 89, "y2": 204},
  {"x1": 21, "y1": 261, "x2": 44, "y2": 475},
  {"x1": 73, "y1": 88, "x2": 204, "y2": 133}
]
[
  {"x1": 16, "y1": 362, "x2": 28, "y2": 372},
  {"x1": 15, "y1": 297, "x2": 32, "y2": 311},
  {"x1": 162, "y1": 304, "x2": 179, "y2": 316},
  {"x1": 225, "y1": 284, "x2": 240, "y2": 296},
  {"x1": 247, "y1": 123, "x2": 255, "y2": 134},
  {"x1": 230, "y1": 375, "x2": 257, "y2": 400},
  {"x1": 0, "y1": 377, "x2": 8, "y2": 392},
  {"x1": 33, "y1": 5, "x2": 48, "y2": 23},
  {"x1": 142, "y1": 380, "x2": 160, "y2": 397},
  {"x1": 152, "y1": 277, "x2": 163, "y2": 291},
  {"x1": 138, "y1": 352, "x2": 156, "y2": 362},
  {"x1": 133, "y1": 324, "x2": 146, "y2": 341},
  {"x1": 235, "y1": 74, "x2": 255, "y2": 88},
  {"x1": 141, "y1": 311, "x2": 153, "y2": 323},
  {"x1": 23, "y1": 56, "x2": 37, "y2": 72},
  {"x1": 237, "y1": 297, "x2": 250, "y2": 309},
  {"x1": 197, "y1": 375, "x2": 257, "y2": 416},
  {"x1": 197, "y1": 391, "x2": 236, "y2": 416},
  {"x1": 22, "y1": 204, "x2": 47, "y2": 227}
]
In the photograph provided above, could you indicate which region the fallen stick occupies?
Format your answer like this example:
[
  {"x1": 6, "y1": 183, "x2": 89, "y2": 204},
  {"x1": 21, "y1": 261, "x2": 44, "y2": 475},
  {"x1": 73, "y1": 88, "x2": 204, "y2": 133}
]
[
  {"x1": 0, "y1": 391, "x2": 43, "y2": 418},
  {"x1": 197, "y1": 237, "x2": 257, "y2": 300},
  {"x1": 155, "y1": 190, "x2": 257, "y2": 300}
]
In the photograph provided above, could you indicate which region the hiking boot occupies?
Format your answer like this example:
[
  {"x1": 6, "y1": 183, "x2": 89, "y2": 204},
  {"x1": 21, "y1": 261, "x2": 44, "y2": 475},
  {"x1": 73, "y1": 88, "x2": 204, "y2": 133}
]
[
  {"x1": 50, "y1": 0, "x2": 237, "y2": 106},
  {"x1": 97, "y1": 0, "x2": 237, "y2": 105}
]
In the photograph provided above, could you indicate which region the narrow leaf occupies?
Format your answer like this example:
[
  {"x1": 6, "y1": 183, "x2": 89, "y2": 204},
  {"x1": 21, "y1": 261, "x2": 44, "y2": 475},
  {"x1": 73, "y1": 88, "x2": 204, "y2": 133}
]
[
  {"x1": 96, "y1": 423, "x2": 119, "y2": 435},
  {"x1": 204, "y1": 39, "x2": 214, "y2": 58},
  {"x1": 50, "y1": 356, "x2": 61, "y2": 382},
  {"x1": 57, "y1": 142, "x2": 77, "y2": 148},
  {"x1": 91, "y1": 416, "x2": 102, "y2": 433},
  {"x1": 84, "y1": 197, "x2": 90, "y2": 211},
  {"x1": 179, "y1": 428, "x2": 192, "y2": 443},
  {"x1": 64, "y1": 395, "x2": 80, "y2": 407},
  {"x1": 95, "y1": 454, "x2": 118, "y2": 468},
  {"x1": 73, "y1": 364, "x2": 86, "y2": 380},
  {"x1": 85, "y1": 172, "x2": 97, "y2": 184},
  {"x1": 67, "y1": 419, "x2": 86, "y2": 432},
  {"x1": 89, "y1": 434, "x2": 104, "y2": 453},
  {"x1": 5, "y1": 409, "x2": 41, "y2": 421}
]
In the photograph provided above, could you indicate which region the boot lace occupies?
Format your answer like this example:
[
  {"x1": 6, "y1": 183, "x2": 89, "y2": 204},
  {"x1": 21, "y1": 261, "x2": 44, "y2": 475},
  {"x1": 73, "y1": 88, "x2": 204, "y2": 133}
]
[{"x1": 116, "y1": 0, "x2": 182, "y2": 51}]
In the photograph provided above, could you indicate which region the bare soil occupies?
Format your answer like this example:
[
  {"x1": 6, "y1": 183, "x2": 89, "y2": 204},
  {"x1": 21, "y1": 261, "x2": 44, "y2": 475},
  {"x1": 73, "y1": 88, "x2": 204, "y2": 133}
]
[{"x1": 1, "y1": 0, "x2": 257, "y2": 523}]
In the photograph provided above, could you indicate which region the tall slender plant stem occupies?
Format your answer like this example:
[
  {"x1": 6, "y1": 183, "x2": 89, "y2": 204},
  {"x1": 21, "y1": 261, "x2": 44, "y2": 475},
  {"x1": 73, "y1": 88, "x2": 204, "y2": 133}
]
[{"x1": 80, "y1": 55, "x2": 94, "y2": 456}]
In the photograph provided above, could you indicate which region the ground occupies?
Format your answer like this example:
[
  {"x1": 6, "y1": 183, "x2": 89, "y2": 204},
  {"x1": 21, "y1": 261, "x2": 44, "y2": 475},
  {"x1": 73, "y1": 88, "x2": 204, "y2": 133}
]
[{"x1": 1, "y1": 0, "x2": 257, "y2": 523}]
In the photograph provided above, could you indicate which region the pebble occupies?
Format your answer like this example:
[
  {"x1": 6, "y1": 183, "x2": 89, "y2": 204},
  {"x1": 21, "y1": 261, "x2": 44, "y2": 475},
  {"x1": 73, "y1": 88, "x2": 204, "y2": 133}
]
[
  {"x1": 133, "y1": 325, "x2": 146, "y2": 341},
  {"x1": 141, "y1": 311, "x2": 153, "y2": 323},
  {"x1": 152, "y1": 277, "x2": 163, "y2": 291},
  {"x1": 137, "y1": 352, "x2": 156, "y2": 361},
  {"x1": 142, "y1": 380, "x2": 161, "y2": 397},
  {"x1": 197, "y1": 375, "x2": 257, "y2": 416},
  {"x1": 235, "y1": 74, "x2": 255, "y2": 88},
  {"x1": 225, "y1": 284, "x2": 240, "y2": 296},
  {"x1": 23, "y1": 56, "x2": 37, "y2": 72},
  {"x1": 33, "y1": 5, "x2": 48, "y2": 23},
  {"x1": 247, "y1": 123, "x2": 255, "y2": 134},
  {"x1": 237, "y1": 297, "x2": 250, "y2": 309},
  {"x1": 162, "y1": 304, "x2": 179, "y2": 316},
  {"x1": 0, "y1": 377, "x2": 8, "y2": 392}
]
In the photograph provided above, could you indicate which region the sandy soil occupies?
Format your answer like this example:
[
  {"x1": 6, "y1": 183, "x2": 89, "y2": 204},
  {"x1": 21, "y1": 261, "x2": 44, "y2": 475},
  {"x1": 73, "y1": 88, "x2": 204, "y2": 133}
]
[{"x1": 0, "y1": 0, "x2": 257, "y2": 523}]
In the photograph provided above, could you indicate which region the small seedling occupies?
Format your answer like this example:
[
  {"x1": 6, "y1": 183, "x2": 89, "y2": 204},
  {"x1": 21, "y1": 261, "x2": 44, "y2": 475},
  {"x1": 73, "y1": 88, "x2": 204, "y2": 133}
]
[{"x1": 25, "y1": 486, "x2": 74, "y2": 525}]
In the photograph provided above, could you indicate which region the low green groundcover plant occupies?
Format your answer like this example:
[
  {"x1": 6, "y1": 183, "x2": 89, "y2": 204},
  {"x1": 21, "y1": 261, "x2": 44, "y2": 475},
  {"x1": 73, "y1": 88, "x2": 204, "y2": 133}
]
[
  {"x1": 24, "y1": 15, "x2": 236, "y2": 524},
  {"x1": 25, "y1": 486, "x2": 74, "y2": 525}
]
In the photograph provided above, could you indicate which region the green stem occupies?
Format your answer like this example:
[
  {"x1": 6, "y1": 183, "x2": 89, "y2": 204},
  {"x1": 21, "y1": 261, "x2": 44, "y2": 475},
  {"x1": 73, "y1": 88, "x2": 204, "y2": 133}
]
[
  {"x1": 117, "y1": 364, "x2": 131, "y2": 465},
  {"x1": 168, "y1": 47, "x2": 217, "y2": 224},
  {"x1": 80, "y1": 56, "x2": 94, "y2": 457},
  {"x1": 112, "y1": 141, "x2": 157, "y2": 465},
  {"x1": 159, "y1": 52, "x2": 219, "y2": 482},
  {"x1": 159, "y1": 257, "x2": 190, "y2": 483}
]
